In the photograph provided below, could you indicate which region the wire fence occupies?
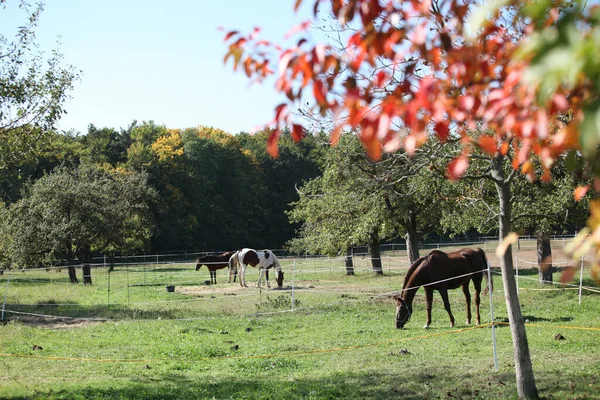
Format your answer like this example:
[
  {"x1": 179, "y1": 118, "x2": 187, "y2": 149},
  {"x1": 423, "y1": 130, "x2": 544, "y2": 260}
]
[{"x1": 2, "y1": 241, "x2": 598, "y2": 326}]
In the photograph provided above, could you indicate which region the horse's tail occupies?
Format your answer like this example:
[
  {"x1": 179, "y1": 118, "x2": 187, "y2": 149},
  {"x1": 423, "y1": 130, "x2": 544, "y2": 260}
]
[
  {"x1": 479, "y1": 248, "x2": 493, "y2": 295},
  {"x1": 228, "y1": 251, "x2": 239, "y2": 283}
]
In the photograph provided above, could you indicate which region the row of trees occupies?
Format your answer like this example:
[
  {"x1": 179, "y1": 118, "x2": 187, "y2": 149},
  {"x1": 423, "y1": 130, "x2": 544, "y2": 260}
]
[
  {"x1": 289, "y1": 132, "x2": 589, "y2": 281},
  {"x1": 0, "y1": 123, "x2": 326, "y2": 277}
]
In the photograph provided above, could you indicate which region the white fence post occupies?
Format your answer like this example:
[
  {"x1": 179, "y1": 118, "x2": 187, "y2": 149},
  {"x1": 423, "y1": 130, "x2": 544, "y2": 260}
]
[
  {"x1": 1, "y1": 277, "x2": 10, "y2": 321},
  {"x1": 487, "y1": 261, "x2": 498, "y2": 372},
  {"x1": 579, "y1": 256, "x2": 584, "y2": 305},
  {"x1": 291, "y1": 260, "x2": 296, "y2": 312},
  {"x1": 515, "y1": 258, "x2": 519, "y2": 296}
]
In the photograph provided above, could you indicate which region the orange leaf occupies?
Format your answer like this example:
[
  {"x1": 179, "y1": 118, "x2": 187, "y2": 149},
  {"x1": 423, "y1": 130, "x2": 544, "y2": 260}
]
[
  {"x1": 363, "y1": 137, "x2": 382, "y2": 161},
  {"x1": 313, "y1": 80, "x2": 327, "y2": 106},
  {"x1": 446, "y1": 155, "x2": 469, "y2": 180},
  {"x1": 500, "y1": 141, "x2": 510, "y2": 156},
  {"x1": 294, "y1": 0, "x2": 303, "y2": 12},
  {"x1": 292, "y1": 124, "x2": 304, "y2": 142},
  {"x1": 478, "y1": 136, "x2": 497, "y2": 155},
  {"x1": 330, "y1": 126, "x2": 342, "y2": 146},
  {"x1": 574, "y1": 186, "x2": 589, "y2": 202},
  {"x1": 560, "y1": 266, "x2": 578, "y2": 283},
  {"x1": 267, "y1": 129, "x2": 280, "y2": 158}
]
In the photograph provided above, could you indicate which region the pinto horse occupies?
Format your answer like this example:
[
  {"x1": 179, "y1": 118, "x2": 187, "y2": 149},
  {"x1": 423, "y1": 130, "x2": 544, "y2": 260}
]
[
  {"x1": 229, "y1": 248, "x2": 284, "y2": 288},
  {"x1": 392, "y1": 248, "x2": 492, "y2": 329},
  {"x1": 195, "y1": 251, "x2": 236, "y2": 284}
]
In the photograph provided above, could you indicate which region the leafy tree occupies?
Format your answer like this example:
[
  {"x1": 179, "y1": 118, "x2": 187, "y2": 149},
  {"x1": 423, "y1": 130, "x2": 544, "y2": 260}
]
[
  {"x1": 437, "y1": 136, "x2": 589, "y2": 284},
  {"x1": 80, "y1": 124, "x2": 131, "y2": 166},
  {"x1": 0, "y1": 0, "x2": 79, "y2": 169},
  {"x1": 237, "y1": 129, "x2": 325, "y2": 248},
  {"x1": 0, "y1": 130, "x2": 85, "y2": 204},
  {"x1": 4, "y1": 164, "x2": 156, "y2": 283},
  {"x1": 288, "y1": 133, "x2": 442, "y2": 272}
]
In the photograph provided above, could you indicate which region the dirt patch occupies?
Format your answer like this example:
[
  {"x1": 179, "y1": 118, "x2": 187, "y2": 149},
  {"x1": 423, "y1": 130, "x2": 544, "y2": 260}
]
[{"x1": 8, "y1": 316, "x2": 106, "y2": 330}]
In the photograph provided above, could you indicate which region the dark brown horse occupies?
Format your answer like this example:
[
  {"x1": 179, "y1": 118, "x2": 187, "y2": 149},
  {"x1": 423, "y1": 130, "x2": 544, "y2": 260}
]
[
  {"x1": 392, "y1": 248, "x2": 492, "y2": 329},
  {"x1": 195, "y1": 251, "x2": 236, "y2": 284}
]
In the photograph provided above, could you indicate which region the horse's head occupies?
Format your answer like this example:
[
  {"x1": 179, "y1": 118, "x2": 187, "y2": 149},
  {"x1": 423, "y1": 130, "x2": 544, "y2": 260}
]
[
  {"x1": 392, "y1": 295, "x2": 411, "y2": 329},
  {"x1": 195, "y1": 255, "x2": 206, "y2": 271}
]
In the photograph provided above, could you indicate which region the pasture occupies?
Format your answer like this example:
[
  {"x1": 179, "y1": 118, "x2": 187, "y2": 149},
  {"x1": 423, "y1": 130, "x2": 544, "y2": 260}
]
[{"x1": 1, "y1": 240, "x2": 599, "y2": 399}]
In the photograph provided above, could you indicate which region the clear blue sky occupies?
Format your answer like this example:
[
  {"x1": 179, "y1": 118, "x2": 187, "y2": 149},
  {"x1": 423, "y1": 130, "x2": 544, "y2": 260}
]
[{"x1": 2, "y1": 0, "x2": 312, "y2": 135}]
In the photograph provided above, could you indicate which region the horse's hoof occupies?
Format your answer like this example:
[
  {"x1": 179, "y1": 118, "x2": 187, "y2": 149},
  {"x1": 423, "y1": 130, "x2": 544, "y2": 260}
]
[
  {"x1": 466, "y1": 320, "x2": 471, "y2": 325},
  {"x1": 423, "y1": 324, "x2": 430, "y2": 329}
]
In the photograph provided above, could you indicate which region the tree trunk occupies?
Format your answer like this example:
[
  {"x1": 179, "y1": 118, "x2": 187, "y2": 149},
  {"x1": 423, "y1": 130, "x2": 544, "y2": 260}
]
[
  {"x1": 537, "y1": 233, "x2": 553, "y2": 284},
  {"x1": 79, "y1": 246, "x2": 93, "y2": 285},
  {"x1": 492, "y1": 156, "x2": 538, "y2": 399},
  {"x1": 67, "y1": 266, "x2": 78, "y2": 284},
  {"x1": 369, "y1": 229, "x2": 383, "y2": 275},
  {"x1": 344, "y1": 247, "x2": 355, "y2": 275},
  {"x1": 66, "y1": 248, "x2": 78, "y2": 284},
  {"x1": 404, "y1": 213, "x2": 420, "y2": 264}
]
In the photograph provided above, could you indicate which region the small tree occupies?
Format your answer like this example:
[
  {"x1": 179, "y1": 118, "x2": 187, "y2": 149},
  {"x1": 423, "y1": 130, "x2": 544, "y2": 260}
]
[
  {"x1": 0, "y1": 0, "x2": 79, "y2": 169},
  {"x1": 5, "y1": 164, "x2": 156, "y2": 283}
]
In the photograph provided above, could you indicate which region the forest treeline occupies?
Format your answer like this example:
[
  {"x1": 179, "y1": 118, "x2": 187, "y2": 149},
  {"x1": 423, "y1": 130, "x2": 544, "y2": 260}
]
[
  {"x1": 0, "y1": 123, "x2": 326, "y2": 268},
  {"x1": 0, "y1": 121, "x2": 590, "y2": 276}
]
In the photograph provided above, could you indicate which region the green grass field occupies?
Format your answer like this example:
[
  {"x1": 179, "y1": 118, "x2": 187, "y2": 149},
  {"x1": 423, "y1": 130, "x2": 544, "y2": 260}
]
[{"x1": 1, "y1": 246, "x2": 599, "y2": 399}]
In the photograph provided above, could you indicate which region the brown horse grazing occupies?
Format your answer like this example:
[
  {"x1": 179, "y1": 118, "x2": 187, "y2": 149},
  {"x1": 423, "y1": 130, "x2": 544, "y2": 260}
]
[
  {"x1": 392, "y1": 248, "x2": 492, "y2": 329},
  {"x1": 195, "y1": 251, "x2": 236, "y2": 284}
]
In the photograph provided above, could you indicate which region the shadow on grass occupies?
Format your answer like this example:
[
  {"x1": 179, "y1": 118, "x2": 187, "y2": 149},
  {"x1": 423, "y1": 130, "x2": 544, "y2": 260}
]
[
  {"x1": 3, "y1": 302, "x2": 185, "y2": 324},
  {"x1": 0, "y1": 369, "x2": 513, "y2": 400},
  {"x1": 4, "y1": 362, "x2": 598, "y2": 400}
]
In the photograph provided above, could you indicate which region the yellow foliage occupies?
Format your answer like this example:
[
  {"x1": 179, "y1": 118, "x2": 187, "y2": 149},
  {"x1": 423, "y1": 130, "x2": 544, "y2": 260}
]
[{"x1": 152, "y1": 130, "x2": 184, "y2": 162}]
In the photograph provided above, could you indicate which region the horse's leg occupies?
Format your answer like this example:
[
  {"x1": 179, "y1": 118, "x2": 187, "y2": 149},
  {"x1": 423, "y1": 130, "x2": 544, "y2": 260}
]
[
  {"x1": 257, "y1": 268, "x2": 264, "y2": 287},
  {"x1": 212, "y1": 270, "x2": 217, "y2": 285},
  {"x1": 240, "y1": 265, "x2": 247, "y2": 287},
  {"x1": 439, "y1": 288, "x2": 455, "y2": 327},
  {"x1": 473, "y1": 275, "x2": 483, "y2": 325},
  {"x1": 462, "y1": 282, "x2": 472, "y2": 325},
  {"x1": 424, "y1": 287, "x2": 434, "y2": 329},
  {"x1": 265, "y1": 269, "x2": 270, "y2": 288}
]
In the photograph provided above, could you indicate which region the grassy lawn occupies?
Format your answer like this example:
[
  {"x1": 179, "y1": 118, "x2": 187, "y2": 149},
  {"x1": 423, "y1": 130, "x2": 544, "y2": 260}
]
[{"x1": 1, "y1": 246, "x2": 599, "y2": 399}]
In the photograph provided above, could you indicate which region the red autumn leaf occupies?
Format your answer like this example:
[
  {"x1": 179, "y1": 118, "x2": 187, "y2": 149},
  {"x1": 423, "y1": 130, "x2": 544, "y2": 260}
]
[
  {"x1": 478, "y1": 136, "x2": 497, "y2": 155},
  {"x1": 313, "y1": 80, "x2": 327, "y2": 106},
  {"x1": 447, "y1": 155, "x2": 469, "y2": 181},
  {"x1": 376, "y1": 70, "x2": 386, "y2": 88},
  {"x1": 292, "y1": 124, "x2": 304, "y2": 142},
  {"x1": 435, "y1": 120, "x2": 449, "y2": 141},
  {"x1": 274, "y1": 103, "x2": 287, "y2": 122},
  {"x1": 559, "y1": 266, "x2": 578, "y2": 284},
  {"x1": 574, "y1": 186, "x2": 590, "y2": 202},
  {"x1": 267, "y1": 129, "x2": 280, "y2": 158},
  {"x1": 224, "y1": 30, "x2": 239, "y2": 41}
]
